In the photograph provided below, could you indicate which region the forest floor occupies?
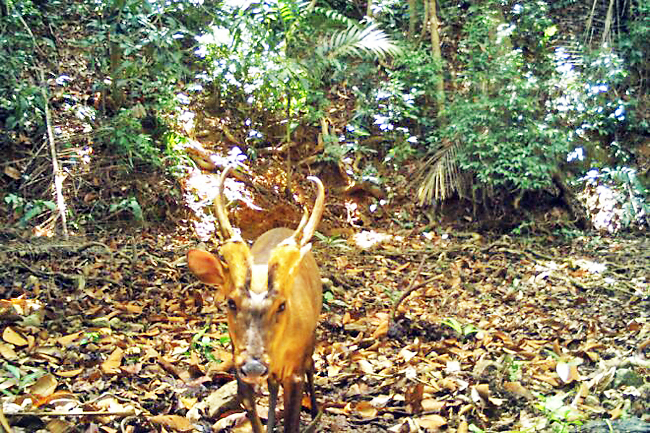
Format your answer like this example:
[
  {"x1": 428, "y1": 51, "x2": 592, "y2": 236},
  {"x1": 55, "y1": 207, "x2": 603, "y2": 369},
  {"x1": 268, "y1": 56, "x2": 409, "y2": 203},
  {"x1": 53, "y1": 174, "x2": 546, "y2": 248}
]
[{"x1": 1, "y1": 158, "x2": 649, "y2": 433}]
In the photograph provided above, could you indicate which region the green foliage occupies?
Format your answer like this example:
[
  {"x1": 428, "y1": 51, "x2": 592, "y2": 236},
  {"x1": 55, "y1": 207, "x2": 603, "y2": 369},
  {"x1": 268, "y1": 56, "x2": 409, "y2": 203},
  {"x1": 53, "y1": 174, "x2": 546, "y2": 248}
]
[
  {"x1": 316, "y1": 23, "x2": 401, "y2": 60},
  {"x1": 75, "y1": 0, "x2": 207, "y2": 174},
  {"x1": 434, "y1": 1, "x2": 572, "y2": 199},
  {"x1": 510, "y1": 220, "x2": 536, "y2": 236},
  {"x1": 191, "y1": 327, "x2": 220, "y2": 363},
  {"x1": 80, "y1": 332, "x2": 101, "y2": 345},
  {"x1": 508, "y1": 1, "x2": 557, "y2": 59},
  {"x1": 550, "y1": 48, "x2": 629, "y2": 139},
  {"x1": 102, "y1": 108, "x2": 160, "y2": 168},
  {"x1": 441, "y1": 317, "x2": 479, "y2": 338},
  {"x1": 617, "y1": 1, "x2": 650, "y2": 88},
  {"x1": 323, "y1": 291, "x2": 335, "y2": 304},
  {"x1": 580, "y1": 167, "x2": 648, "y2": 231},
  {"x1": 505, "y1": 357, "x2": 524, "y2": 381},
  {"x1": 553, "y1": 227, "x2": 583, "y2": 240},
  {"x1": 1, "y1": 364, "x2": 46, "y2": 396},
  {"x1": 82, "y1": 0, "x2": 195, "y2": 100},
  {"x1": 346, "y1": 43, "x2": 437, "y2": 164},
  {"x1": 109, "y1": 196, "x2": 144, "y2": 222},
  {"x1": 195, "y1": 1, "x2": 314, "y2": 128},
  {"x1": 195, "y1": 0, "x2": 399, "y2": 144},
  {"x1": 313, "y1": 231, "x2": 349, "y2": 249},
  {"x1": 442, "y1": 52, "x2": 571, "y2": 192},
  {"x1": 467, "y1": 425, "x2": 485, "y2": 433},
  {"x1": 0, "y1": 0, "x2": 48, "y2": 133},
  {"x1": 535, "y1": 392, "x2": 584, "y2": 432},
  {"x1": 423, "y1": 0, "x2": 644, "y2": 210},
  {"x1": 369, "y1": 0, "x2": 412, "y2": 34},
  {"x1": 162, "y1": 132, "x2": 196, "y2": 178},
  {"x1": 4, "y1": 194, "x2": 56, "y2": 227}
]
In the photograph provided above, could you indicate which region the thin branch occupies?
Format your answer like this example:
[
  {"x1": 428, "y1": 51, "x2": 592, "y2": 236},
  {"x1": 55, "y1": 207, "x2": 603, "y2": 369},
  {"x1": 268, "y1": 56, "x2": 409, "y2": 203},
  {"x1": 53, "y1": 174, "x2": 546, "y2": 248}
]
[
  {"x1": 0, "y1": 403, "x2": 13, "y2": 433},
  {"x1": 4, "y1": 410, "x2": 137, "y2": 417},
  {"x1": 39, "y1": 67, "x2": 69, "y2": 238},
  {"x1": 390, "y1": 254, "x2": 427, "y2": 321}
]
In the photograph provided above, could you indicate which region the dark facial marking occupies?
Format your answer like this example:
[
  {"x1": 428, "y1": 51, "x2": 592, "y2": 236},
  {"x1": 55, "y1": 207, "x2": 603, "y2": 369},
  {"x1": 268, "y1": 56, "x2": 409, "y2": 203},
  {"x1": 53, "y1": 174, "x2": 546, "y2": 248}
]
[{"x1": 267, "y1": 262, "x2": 278, "y2": 295}]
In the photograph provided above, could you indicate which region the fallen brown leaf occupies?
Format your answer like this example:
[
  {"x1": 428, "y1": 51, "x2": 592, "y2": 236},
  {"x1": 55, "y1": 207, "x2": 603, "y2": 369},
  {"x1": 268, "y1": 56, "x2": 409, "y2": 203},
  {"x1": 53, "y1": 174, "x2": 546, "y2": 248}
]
[
  {"x1": 609, "y1": 402, "x2": 624, "y2": 419},
  {"x1": 4, "y1": 166, "x2": 21, "y2": 180},
  {"x1": 101, "y1": 347, "x2": 124, "y2": 375},
  {"x1": 28, "y1": 374, "x2": 57, "y2": 397},
  {"x1": 355, "y1": 401, "x2": 378, "y2": 419},
  {"x1": 421, "y1": 398, "x2": 446, "y2": 412},
  {"x1": 57, "y1": 332, "x2": 82, "y2": 346},
  {"x1": 46, "y1": 419, "x2": 73, "y2": 433},
  {"x1": 3, "y1": 327, "x2": 28, "y2": 346},
  {"x1": 0, "y1": 342, "x2": 17, "y2": 360},
  {"x1": 372, "y1": 317, "x2": 389, "y2": 338},
  {"x1": 503, "y1": 381, "x2": 534, "y2": 400},
  {"x1": 55, "y1": 368, "x2": 84, "y2": 378},
  {"x1": 149, "y1": 414, "x2": 194, "y2": 432},
  {"x1": 416, "y1": 414, "x2": 447, "y2": 431},
  {"x1": 405, "y1": 383, "x2": 424, "y2": 414}
]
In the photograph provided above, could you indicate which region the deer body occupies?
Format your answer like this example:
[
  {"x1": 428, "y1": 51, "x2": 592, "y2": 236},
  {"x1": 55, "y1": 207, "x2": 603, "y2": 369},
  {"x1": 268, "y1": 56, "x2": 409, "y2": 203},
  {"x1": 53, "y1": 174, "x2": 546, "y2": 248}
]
[{"x1": 187, "y1": 167, "x2": 324, "y2": 433}]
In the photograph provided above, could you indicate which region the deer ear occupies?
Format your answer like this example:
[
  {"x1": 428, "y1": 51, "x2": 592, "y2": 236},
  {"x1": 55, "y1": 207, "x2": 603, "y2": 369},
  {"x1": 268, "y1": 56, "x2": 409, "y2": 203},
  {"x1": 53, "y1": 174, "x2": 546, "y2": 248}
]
[{"x1": 187, "y1": 250, "x2": 228, "y2": 286}]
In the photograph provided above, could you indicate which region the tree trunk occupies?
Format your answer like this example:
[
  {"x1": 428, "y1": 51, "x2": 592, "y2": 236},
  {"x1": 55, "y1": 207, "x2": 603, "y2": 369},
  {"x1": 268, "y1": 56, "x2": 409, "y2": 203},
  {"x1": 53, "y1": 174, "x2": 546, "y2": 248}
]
[
  {"x1": 428, "y1": 0, "x2": 445, "y2": 114},
  {"x1": 408, "y1": 0, "x2": 417, "y2": 39},
  {"x1": 553, "y1": 172, "x2": 590, "y2": 230}
]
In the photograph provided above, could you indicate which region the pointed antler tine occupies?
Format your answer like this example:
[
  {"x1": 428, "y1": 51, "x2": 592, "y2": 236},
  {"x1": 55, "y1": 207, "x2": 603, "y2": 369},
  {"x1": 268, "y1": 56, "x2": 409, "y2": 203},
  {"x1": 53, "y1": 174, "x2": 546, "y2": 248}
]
[
  {"x1": 214, "y1": 165, "x2": 236, "y2": 240},
  {"x1": 298, "y1": 176, "x2": 325, "y2": 246}
]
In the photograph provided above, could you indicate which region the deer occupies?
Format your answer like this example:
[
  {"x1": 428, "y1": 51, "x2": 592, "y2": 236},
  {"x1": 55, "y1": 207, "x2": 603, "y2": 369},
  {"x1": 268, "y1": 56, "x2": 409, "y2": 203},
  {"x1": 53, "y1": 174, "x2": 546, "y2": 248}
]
[{"x1": 187, "y1": 165, "x2": 324, "y2": 432}]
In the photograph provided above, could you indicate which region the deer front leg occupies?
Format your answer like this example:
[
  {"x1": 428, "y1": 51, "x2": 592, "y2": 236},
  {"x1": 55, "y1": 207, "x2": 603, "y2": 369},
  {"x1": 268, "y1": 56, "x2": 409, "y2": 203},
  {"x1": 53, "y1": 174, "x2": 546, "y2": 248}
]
[
  {"x1": 267, "y1": 378, "x2": 280, "y2": 432},
  {"x1": 282, "y1": 376, "x2": 305, "y2": 433},
  {"x1": 306, "y1": 361, "x2": 318, "y2": 419},
  {"x1": 237, "y1": 376, "x2": 264, "y2": 433}
]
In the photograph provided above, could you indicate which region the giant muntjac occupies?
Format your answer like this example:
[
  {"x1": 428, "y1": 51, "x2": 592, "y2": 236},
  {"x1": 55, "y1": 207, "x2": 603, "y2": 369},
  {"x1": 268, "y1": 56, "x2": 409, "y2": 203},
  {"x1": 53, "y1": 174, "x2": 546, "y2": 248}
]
[{"x1": 187, "y1": 166, "x2": 324, "y2": 433}]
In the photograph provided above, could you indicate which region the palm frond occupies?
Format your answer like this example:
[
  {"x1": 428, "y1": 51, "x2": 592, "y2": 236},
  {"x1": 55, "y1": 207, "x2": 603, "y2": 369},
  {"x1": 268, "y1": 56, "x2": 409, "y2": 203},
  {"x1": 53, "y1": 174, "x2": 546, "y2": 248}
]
[
  {"x1": 310, "y1": 6, "x2": 359, "y2": 27},
  {"x1": 416, "y1": 141, "x2": 466, "y2": 206},
  {"x1": 278, "y1": 2, "x2": 298, "y2": 24},
  {"x1": 317, "y1": 23, "x2": 401, "y2": 60}
]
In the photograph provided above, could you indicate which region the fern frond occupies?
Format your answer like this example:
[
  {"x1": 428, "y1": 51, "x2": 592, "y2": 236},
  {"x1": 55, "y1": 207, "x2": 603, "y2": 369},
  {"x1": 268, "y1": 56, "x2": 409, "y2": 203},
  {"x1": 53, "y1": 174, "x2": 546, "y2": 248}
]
[{"x1": 318, "y1": 23, "x2": 401, "y2": 60}]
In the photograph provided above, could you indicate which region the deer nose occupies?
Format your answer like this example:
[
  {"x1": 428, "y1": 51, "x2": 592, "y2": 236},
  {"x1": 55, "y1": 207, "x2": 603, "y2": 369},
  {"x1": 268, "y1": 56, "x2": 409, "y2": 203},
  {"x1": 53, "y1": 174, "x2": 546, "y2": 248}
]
[{"x1": 240, "y1": 359, "x2": 268, "y2": 379}]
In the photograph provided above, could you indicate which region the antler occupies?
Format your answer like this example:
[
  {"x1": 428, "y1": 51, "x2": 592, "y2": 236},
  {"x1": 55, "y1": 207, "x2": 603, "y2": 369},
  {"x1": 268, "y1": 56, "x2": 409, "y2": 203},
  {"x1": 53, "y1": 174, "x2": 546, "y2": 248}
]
[
  {"x1": 216, "y1": 166, "x2": 324, "y2": 246},
  {"x1": 214, "y1": 165, "x2": 236, "y2": 240},
  {"x1": 292, "y1": 176, "x2": 325, "y2": 247}
]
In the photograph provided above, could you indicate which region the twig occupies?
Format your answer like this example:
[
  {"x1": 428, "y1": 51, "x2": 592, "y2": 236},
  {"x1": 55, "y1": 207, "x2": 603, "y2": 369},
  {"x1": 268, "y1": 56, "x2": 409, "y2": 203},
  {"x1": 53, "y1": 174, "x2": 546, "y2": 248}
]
[
  {"x1": 4, "y1": 410, "x2": 136, "y2": 417},
  {"x1": 390, "y1": 275, "x2": 442, "y2": 322},
  {"x1": 13, "y1": 260, "x2": 120, "y2": 286},
  {"x1": 390, "y1": 255, "x2": 428, "y2": 322},
  {"x1": 303, "y1": 408, "x2": 323, "y2": 433},
  {"x1": 0, "y1": 403, "x2": 13, "y2": 433},
  {"x1": 39, "y1": 68, "x2": 69, "y2": 238},
  {"x1": 11, "y1": 3, "x2": 45, "y2": 57}
]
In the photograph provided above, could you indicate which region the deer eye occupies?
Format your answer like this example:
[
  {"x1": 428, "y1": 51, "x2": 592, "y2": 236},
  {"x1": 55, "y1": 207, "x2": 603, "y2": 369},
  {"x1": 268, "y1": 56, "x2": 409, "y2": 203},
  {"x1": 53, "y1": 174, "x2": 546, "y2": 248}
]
[
  {"x1": 277, "y1": 302, "x2": 286, "y2": 314},
  {"x1": 227, "y1": 298, "x2": 237, "y2": 312}
]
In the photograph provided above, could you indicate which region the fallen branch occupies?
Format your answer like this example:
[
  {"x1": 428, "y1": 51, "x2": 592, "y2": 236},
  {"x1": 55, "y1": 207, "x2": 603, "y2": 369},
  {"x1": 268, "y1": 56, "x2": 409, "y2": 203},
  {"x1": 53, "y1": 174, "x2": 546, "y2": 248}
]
[{"x1": 4, "y1": 409, "x2": 137, "y2": 417}]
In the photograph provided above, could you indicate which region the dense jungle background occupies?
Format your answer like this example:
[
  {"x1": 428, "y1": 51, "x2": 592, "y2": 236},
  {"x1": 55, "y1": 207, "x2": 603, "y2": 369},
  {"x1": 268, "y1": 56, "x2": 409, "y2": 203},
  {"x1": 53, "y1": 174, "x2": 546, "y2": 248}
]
[{"x1": 0, "y1": 0, "x2": 648, "y2": 432}]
